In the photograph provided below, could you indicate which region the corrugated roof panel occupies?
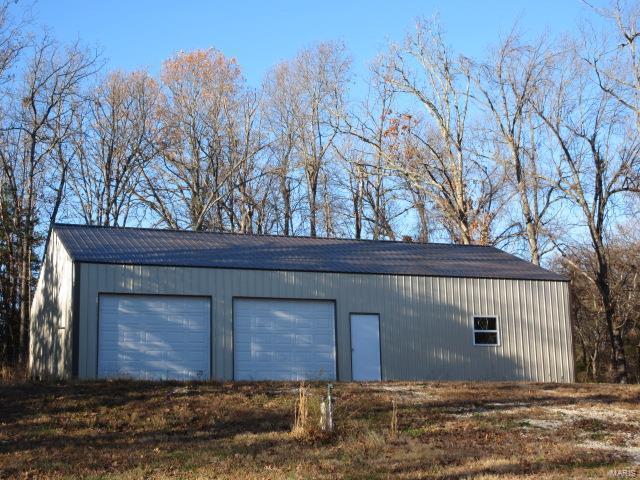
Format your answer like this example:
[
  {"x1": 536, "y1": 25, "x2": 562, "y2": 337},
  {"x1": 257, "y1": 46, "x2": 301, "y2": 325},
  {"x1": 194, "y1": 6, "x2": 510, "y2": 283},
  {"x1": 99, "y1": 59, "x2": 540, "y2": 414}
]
[{"x1": 52, "y1": 224, "x2": 566, "y2": 281}]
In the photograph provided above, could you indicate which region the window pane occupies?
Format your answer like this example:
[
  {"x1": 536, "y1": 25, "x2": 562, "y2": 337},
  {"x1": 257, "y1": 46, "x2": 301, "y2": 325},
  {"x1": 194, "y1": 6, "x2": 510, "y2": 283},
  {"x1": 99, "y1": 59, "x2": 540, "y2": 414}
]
[
  {"x1": 474, "y1": 317, "x2": 496, "y2": 331},
  {"x1": 475, "y1": 332, "x2": 498, "y2": 345}
]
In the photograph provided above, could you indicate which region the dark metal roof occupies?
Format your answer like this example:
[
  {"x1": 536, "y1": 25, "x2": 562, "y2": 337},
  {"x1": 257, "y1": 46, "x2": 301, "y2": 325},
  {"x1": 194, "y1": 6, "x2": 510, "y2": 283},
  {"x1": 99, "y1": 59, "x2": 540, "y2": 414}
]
[{"x1": 52, "y1": 223, "x2": 567, "y2": 281}]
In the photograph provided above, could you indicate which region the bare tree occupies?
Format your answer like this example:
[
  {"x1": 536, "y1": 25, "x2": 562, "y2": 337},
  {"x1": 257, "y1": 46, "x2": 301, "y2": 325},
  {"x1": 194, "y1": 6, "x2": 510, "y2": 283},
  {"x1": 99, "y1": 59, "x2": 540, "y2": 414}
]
[
  {"x1": 582, "y1": 1, "x2": 640, "y2": 194},
  {"x1": 558, "y1": 230, "x2": 640, "y2": 382},
  {"x1": 608, "y1": 232, "x2": 640, "y2": 382},
  {"x1": 558, "y1": 248, "x2": 610, "y2": 381},
  {"x1": 225, "y1": 87, "x2": 269, "y2": 233},
  {"x1": 340, "y1": 60, "x2": 403, "y2": 240},
  {"x1": 142, "y1": 49, "x2": 249, "y2": 231},
  {"x1": 533, "y1": 47, "x2": 640, "y2": 382},
  {"x1": 68, "y1": 70, "x2": 161, "y2": 227},
  {"x1": 332, "y1": 141, "x2": 366, "y2": 238},
  {"x1": 0, "y1": 2, "x2": 28, "y2": 362},
  {"x1": 585, "y1": 2, "x2": 640, "y2": 126},
  {"x1": 383, "y1": 18, "x2": 504, "y2": 245},
  {"x1": 0, "y1": 35, "x2": 97, "y2": 362},
  {"x1": 285, "y1": 42, "x2": 350, "y2": 237},
  {"x1": 475, "y1": 32, "x2": 561, "y2": 263},
  {"x1": 263, "y1": 62, "x2": 299, "y2": 235}
]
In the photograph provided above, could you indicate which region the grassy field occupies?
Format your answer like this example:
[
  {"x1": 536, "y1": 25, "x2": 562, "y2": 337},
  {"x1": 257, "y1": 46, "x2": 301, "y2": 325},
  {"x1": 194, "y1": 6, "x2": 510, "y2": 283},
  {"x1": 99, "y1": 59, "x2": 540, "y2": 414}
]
[{"x1": 0, "y1": 381, "x2": 639, "y2": 479}]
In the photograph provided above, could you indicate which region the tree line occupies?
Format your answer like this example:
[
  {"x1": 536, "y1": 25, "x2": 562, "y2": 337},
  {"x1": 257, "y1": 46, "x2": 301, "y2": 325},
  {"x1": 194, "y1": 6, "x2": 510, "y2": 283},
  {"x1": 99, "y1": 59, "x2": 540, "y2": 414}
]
[{"x1": 0, "y1": 2, "x2": 638, "y2": 382}]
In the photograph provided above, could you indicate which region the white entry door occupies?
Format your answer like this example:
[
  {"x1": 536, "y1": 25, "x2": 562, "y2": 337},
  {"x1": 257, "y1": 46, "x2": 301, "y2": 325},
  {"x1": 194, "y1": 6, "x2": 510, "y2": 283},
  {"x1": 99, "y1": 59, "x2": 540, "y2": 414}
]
[
  {"x1": 350, "y1": 314, "x2": 381, "y2": 381},
  {"x1": 234, "y1": 298, "x2": 336, "y2": 380},
  {"x1": 98, "y1": 295, "x2": 210, "y2": 380}
]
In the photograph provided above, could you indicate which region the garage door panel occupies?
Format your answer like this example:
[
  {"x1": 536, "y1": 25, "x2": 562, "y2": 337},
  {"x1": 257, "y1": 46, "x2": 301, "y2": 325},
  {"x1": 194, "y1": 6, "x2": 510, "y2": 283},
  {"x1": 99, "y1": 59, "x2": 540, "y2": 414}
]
[
  {"x1": 234, "y1": 299, "x2": 336, "y2": 381},
  {"x1": 98, "y1": 295, "x2": 210, "y2": 381},
  {"x1": 248, "y1": 364, "x2": 335, "y2": 381}
]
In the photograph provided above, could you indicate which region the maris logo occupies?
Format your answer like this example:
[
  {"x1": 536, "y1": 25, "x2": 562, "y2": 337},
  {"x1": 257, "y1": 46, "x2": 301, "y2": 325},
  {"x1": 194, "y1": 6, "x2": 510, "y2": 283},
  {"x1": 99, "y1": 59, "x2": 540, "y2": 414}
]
[{"x1": 609, "y1": 470, "x2": 638, "y2": 478}]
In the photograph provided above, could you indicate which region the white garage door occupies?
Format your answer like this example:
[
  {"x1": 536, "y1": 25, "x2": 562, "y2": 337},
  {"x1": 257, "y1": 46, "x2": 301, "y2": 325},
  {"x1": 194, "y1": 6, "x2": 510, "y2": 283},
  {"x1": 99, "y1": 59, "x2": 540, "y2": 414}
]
[
  {"x1": 98, "y1": 295, "x2": 210, "y2": 380},
  {"x1": 234, "y1": 299, "x2": 336, "y2": 381}
]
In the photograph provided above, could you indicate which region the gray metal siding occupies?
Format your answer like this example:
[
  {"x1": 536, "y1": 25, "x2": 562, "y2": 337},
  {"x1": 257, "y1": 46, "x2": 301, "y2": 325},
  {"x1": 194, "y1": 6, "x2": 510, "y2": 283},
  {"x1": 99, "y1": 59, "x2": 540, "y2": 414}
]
[
  {"x1": 29, "y1": 231, "x2": 74, "y2": 378},
  {"x1": 76, "y1": 263, "x2": 574, "y2": 382}
]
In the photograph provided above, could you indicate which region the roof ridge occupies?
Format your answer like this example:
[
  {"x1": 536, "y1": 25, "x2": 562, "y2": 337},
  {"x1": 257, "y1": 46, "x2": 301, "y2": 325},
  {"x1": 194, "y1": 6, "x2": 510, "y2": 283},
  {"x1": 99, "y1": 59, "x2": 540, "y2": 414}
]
[{"x1": 52, "y1": 222, "x2": 497, "y2": 249}]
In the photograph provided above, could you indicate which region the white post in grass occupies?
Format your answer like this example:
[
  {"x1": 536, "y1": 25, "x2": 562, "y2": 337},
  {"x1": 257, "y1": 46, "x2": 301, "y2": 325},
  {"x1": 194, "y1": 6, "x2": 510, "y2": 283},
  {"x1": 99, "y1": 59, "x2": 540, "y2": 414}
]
[{"x1": 320, "y1": 383, "x2": 333, "y2": 432}]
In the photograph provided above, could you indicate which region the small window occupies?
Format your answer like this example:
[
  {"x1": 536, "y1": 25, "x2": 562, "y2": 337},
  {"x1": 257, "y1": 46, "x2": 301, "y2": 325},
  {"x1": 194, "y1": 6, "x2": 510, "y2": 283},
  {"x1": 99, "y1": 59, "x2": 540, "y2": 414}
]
[{"x1": 473, "y1": 316, "x2": 499, "y2": 346}]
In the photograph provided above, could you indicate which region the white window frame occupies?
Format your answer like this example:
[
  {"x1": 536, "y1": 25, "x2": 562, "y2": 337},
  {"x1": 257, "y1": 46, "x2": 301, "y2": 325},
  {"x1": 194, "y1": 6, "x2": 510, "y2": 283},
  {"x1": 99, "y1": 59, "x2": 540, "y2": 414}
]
[{"x1": 472, "y1": 315, "x2": 500, "y2": 346}]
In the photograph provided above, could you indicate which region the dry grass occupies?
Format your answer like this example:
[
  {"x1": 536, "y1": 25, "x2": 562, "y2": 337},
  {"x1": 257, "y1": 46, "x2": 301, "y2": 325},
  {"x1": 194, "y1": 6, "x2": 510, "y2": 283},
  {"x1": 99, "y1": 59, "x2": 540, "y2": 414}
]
[
  {"x1": 0, "y1": 364, "x2": 27, "y2": 384},
  {"x1": 389, "y1": 397, "x2": 399, "y2": 440},
  {"x1": 0, "y1": 381, "x2": 639, "y2": 479},
  {"x1": 291, "y1": 382, "x2": 309, "y2": 438}
]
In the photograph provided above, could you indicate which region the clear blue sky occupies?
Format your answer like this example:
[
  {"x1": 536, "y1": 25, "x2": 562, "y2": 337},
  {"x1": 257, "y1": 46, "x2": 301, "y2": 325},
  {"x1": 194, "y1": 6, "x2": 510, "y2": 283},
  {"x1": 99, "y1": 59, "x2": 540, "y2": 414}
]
[{"x1": 24, "y1": 0, "x2": 603, "y2": 86}]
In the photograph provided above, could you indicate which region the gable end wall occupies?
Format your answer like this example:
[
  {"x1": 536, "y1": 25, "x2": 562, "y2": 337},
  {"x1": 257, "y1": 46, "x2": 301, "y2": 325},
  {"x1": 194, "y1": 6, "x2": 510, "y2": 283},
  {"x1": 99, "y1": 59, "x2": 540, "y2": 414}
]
[{"x1": 29, "y1": 231, "x2": 74, "y2": 379}]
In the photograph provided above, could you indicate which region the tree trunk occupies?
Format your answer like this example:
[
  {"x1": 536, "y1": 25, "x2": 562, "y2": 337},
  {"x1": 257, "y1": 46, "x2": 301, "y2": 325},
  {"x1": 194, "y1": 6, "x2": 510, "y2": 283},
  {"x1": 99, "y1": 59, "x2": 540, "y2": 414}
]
[
  {"x1": 584, "y1": 353, "x2": 591, "y2": 381},
  {"x1": 322, "y1": 174, "x2": 333, "y2": 237},
  {"x1": 44, "y1": 156, "x2": 67, "y2": 257},
  {"x1": 18, "y1": 153, "x2": 35, "y2": 365},
  {"x1": 606, "y1": 305, "x2": 627, "y2": 384},
  {"x1": 511, "y1": 134, "x2": 541, "y2": 265},
  {"x1": 353, "y1": 203, "x2": 361, "y2": 239},
  {"x1": 307, "y1": 169, "x2": 319, "y2": 237},
  {"x1": 280, "y1": 176, "x2": 291, "y2": 236},
  {"x1": 309, "y1": 195, "x2": 317, "y2": 237},
  {"x1": 596, "y1": 262, "x2": 628, "y2": 383},
  {"x1": 526, "y1": 222, "x2": 541, "y2": 265},
  {"x1": 18, "y1": 231, "x2": 31, "y2": 365}
]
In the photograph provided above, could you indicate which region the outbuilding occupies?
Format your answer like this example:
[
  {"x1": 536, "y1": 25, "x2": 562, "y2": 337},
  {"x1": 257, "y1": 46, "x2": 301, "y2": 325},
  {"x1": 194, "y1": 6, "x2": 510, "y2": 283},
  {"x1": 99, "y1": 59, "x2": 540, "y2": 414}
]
[{"x1": 29, "y1": 224, "x2": 574, "y2": 382}]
